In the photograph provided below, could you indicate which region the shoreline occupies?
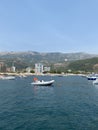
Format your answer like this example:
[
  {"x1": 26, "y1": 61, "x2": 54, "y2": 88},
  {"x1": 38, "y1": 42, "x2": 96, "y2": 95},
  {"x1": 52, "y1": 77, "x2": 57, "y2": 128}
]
[{"x1": 0, "y1": 72, "x2": 87, "y2": 77}]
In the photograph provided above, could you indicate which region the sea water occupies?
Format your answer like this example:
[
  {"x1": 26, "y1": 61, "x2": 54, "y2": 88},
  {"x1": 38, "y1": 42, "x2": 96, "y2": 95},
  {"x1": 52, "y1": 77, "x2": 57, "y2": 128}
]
[{"x1": 0, "y1": 75, "x2": 98, "y2": 130}]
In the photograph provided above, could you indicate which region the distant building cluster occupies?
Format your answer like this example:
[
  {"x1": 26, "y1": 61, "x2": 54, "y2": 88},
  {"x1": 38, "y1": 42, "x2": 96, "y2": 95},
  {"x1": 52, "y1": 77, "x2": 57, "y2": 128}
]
[
  {"x1": 35, "y1": 63, "x2": 43, "y2": 74},
  {"x1": 35, "y1": 63, "x2": 50, "y2": 74},
  {"x1": 0, "y1": 62, "x2": 51, "y2": 74}
]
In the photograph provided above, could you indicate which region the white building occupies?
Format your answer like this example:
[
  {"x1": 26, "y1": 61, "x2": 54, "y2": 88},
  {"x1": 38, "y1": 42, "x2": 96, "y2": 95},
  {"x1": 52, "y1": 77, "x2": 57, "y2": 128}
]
[
  {"x1": 35, "y1": 63, "x2": 44, "y2": 74},
  {"x1": 11, "y1": 66, "x2": 16, "y2": 72},
  {"x1": 44, "y1": 66, "x2": 50, "y2": 72},
  {"x1": 26, "y1": 67, "x2": 31, "y2": 73}
]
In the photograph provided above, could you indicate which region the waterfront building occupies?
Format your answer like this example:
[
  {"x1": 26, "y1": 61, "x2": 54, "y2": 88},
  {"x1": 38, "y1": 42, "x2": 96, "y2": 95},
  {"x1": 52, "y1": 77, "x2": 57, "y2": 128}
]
[
  {"x1": 11, "y1": 66, "x2": 16, "y2": 72},
  {"x1": 44, "y1": 66, "x2": 50, "y2": 72},
  {"x1": 35, "y1": 63, "x2": 44, "y2": 74},
  {"x1": 26, "y1": 67, "x2": 31, "y2": 73}
]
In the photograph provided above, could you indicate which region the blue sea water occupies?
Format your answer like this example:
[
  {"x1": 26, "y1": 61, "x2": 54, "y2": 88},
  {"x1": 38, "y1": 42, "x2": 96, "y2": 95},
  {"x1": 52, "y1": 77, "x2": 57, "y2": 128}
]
[{"x1": 0, "y1": 75, "x2": 98, "y2": 130}]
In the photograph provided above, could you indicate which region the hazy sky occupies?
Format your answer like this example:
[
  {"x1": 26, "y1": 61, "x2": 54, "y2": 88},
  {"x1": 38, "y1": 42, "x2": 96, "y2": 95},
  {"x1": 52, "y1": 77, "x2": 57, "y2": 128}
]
[{"x1": 0, "y1": 0, "x2": 98, "y2": 53}]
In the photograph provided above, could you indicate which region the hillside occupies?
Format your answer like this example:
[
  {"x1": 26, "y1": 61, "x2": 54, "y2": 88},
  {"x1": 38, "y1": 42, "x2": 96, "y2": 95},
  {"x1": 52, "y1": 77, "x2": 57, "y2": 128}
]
[
  {"x1": 0, "y1": 51, "x2": 98, "y2": 72},
  {"x1": 0, "y1": 51, "x2": 97, "y2": 64},
  {"x1": 67, "y1": 57, "x2": 98, "y2": 73}
]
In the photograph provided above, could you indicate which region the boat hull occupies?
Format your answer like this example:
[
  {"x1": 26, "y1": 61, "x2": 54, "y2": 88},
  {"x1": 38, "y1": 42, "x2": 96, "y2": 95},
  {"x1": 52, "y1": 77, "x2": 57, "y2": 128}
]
[
  {"x1": 0, "y1": 76, "x2": 15, "y2": 80},
  {"x1": 87, "y1": 76, "x2": 96, "y2": 80}
]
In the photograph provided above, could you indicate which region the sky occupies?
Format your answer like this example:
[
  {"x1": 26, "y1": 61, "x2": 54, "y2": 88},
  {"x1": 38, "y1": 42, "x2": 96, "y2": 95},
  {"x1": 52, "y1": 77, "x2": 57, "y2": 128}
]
[{"x1": 0, "y1": 0, "x2": 98, "y2": 54}]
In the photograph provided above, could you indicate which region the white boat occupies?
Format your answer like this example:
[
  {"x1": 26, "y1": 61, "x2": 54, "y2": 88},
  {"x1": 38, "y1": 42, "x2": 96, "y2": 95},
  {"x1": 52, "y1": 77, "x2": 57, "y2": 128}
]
[
  {"x1": 87, "y1": 75, "x2": 97, "y2": 80},
  {"x1": 0, "y1": 76, "x2": 15, "y2": 80},
  {"x1": 31, "y1": 79, "x2": 55, "y2": 86}
]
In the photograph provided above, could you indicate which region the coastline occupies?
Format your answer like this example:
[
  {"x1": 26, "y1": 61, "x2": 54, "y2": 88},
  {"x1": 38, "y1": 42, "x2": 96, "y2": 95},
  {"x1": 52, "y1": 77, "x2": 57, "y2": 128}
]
[{"x1": 0, "y1": 72, "x2": 87, "y2": 77}]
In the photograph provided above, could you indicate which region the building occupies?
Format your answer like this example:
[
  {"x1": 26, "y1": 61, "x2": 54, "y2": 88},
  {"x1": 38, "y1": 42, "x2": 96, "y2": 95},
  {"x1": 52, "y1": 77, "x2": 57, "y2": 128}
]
[
  {"x1": 11, "y1": 66, "x2": 16, "y2": 72},
  {"x1": 44, "y1": 66, "x2": 50, "y2": 72},
  {"x1": 0, "y1": 62, "x2": 6, "y2": 72},
  {"x1": 0, "y1": 62, "x2": 4, "y2": 71},
  {"x1": 26, "y1": 67, "x2": 31, "y2": 73},
  {"x1": 35, "y1": 63, "x2": 44, "y2": 74}
]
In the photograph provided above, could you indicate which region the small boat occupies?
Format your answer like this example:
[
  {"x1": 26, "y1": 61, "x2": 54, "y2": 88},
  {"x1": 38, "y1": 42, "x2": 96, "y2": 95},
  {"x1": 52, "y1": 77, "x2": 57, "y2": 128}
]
[
  {"x1": 31, "y1": 78, "x2": 54, "y2": 86},
  {"x1": 0, "y1": 76, "x2": 15, "y2": 80},
  {"x1": 87, "y1": 76, "x2": 96, "y2": 80},
  {"x1": 87, "y1": 75, "x2": 97, "y2": 80}
]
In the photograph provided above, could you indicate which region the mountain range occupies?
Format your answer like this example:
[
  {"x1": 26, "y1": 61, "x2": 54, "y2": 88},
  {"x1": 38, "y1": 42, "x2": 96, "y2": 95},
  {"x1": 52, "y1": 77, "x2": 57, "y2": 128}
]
[
  {"x1": 0, "y1": 51, "x2": 98, "y2": 72},
  {"x1": 0, "y1": 51, "x2": 97, "y2": 64}
]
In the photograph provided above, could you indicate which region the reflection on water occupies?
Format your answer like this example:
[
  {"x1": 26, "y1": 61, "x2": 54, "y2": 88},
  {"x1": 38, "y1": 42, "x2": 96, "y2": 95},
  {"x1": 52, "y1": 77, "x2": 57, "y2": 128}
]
[{"x1": 94, "y1": 84, "x2": 98, "y2": 88}]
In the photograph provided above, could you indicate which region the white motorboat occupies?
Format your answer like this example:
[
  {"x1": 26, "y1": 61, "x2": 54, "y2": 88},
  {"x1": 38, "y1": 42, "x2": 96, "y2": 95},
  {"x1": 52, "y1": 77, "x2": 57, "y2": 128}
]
[
  {"x1": 31, "y1": 79, "x2": 54, "y2": 86},
  {"x1": 0, "y1": 76, "x2": 15, "y2": 80},
  {"x1": 87, "y1": 75, "x2": 97, "y2": 80}
]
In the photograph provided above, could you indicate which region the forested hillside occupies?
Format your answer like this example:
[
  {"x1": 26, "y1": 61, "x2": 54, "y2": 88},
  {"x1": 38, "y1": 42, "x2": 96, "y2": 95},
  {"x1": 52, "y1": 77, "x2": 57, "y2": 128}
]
[
  {"x1": 67, "y1": 57, "x2": 98, "y2": 72},
  {"x1": 0, "y1": 51, "x2": 98, "y2": 73}
]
